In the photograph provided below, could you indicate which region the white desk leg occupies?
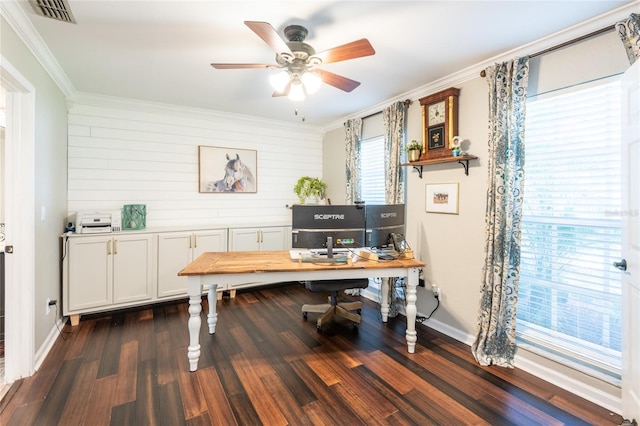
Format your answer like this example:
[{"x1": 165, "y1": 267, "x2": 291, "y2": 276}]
[
  {"x1": 207, "y1": 283, "x2": 218, "y2": 334},
  {"x1": 187, "y1": 276, "x2": 202, "y2": 372},
  {"x1": 405, "y1": 268, "x2": 419, "y2": 354},
  {"x1": 380, "y1": 277, "x2": 390, "y2": 323}
]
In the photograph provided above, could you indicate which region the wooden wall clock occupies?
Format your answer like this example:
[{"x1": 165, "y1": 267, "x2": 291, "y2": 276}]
[{"x1": 419, "y1": 87, "x2": 460, "y2": 159}]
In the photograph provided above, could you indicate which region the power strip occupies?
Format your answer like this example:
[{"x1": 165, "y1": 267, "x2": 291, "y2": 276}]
[{"x1": 358, "y1": 249, "x2": 379, "y2": 261}]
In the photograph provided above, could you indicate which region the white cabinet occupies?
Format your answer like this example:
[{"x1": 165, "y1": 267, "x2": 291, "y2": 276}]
[
  {"x1": 228, "y1": 226, "x2": 291, "y2": 252},
  {"x1": 63, "y1": 233, "x2": 153, "y2": 325},
  {"x1": 227, "y1": 226, "x2": 291, "y2": 293},
  {"x1": 62, "y1": 224, "x2": 289, "y2": 323},
  {"x1": 156, "y1": 229, "x2": 227, "y2": 298}
]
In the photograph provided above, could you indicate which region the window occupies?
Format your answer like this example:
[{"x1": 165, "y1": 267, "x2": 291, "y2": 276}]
[
  {"x1": 360, "y1": 136, "x2": 386, "y2": 204},
  {"x1": 517, "y1": 78, "x2": 623, "y2": 376}
]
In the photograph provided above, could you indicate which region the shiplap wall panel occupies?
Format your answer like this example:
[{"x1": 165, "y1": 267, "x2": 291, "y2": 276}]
[{"x1": 68, "y1": 100, "x2": 324, "y2": 227}]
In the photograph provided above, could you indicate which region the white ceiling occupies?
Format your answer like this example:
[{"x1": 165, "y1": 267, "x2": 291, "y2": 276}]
[{"x1": 12, "y1": 0, "x2": 634, "y2": 127}]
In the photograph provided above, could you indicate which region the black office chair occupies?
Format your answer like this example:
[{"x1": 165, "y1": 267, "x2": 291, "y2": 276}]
[{"x1": 301, "y1": 279, "x2": 369, "y2": 330}]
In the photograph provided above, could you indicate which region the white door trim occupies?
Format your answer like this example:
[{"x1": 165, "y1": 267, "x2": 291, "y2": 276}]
[{"x1": 1, "y1": 56, "x2": 36, "y2": 381}]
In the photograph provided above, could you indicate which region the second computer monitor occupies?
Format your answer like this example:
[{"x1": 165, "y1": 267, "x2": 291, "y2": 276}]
[{"x1": 365, "y1": 204, "x2": 405, "y2": 249}]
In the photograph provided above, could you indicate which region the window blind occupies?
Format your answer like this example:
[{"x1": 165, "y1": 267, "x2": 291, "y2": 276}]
[
  {"x1": 360, "y1": 136, "x2": 386, "y2": 204},
  {"x1": 517, "y1": 78, "x2": 623, "y2": 374}
]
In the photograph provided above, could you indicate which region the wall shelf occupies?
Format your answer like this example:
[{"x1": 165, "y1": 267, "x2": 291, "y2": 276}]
[{"x1": 402, "y1": 155, "x2": 478, "y2": 178}]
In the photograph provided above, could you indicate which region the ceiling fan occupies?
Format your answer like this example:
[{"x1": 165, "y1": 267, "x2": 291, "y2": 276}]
[{"x1": 211, "y1": 21, "x2": 375, "y2": 100}]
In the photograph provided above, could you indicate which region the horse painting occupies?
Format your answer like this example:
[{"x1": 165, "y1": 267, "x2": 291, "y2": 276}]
[{"x1": 205, "y1": 153, "x2": 256, "y2": 193}]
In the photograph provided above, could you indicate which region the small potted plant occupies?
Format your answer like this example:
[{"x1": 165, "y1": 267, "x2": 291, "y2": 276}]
[
  {"x1": 405, "y1": 140, "x2": 422, "y2": 162},
  {"x1": 294, "y1": 176, "x2": 327, "y2": 204}
]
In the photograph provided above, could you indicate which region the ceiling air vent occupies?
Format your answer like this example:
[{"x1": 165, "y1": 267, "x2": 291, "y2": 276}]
[{"x1": 29, "y1": 0, "x2": 76, "y2": 24}]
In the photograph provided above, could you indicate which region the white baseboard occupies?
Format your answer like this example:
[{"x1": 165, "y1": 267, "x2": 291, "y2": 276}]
[
  {"x1": 362, "y1": 287, "x2": 381, "y2": 303},
  {"x1": 514, "y1": 350, "x2": 622, "y2": 415},
  {"x1": 34, "y1": 317, "x2": 66, "y2": 372},
  {"x1": 424, "y1": 318, "x2": 475, "y2": 346}
]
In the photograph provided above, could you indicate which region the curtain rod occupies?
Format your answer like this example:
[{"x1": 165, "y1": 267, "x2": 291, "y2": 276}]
[
  {"x1": 479, "y1": 24, "x2": 615, "y2": 77},
  {"x1": 362, "y1": 99, "x2": 412, "y2": 120}
]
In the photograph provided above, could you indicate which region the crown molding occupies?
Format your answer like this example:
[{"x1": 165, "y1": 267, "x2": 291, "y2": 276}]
[{"x1": 0, "y1": 0, "x2": 76, "y2": 97}]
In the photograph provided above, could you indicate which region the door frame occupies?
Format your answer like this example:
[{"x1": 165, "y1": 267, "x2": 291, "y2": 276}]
[{"x1": 1, "y1": 56, "x2": 36, "y2": 382}]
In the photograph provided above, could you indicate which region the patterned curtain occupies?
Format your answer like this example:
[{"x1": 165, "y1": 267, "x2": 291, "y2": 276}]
[
  {"x1": 344, "y1": 118, "x2": 363, "y2": 204},
  {"x1": 616, "y1": 13, "x2": 640, "y2": 65},
  {"x1": 382, "y1": 101, "x2": 407, "y2": 204},
  {"x1": 471, "y1": 57, "x2": 529, "y2": 368}
]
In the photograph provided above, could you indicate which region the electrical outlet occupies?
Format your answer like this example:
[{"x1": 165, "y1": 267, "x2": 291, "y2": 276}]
[
  {"x1": 46, "y1": 298, "x2": 57, "y2": 315},
  {"x1": 431, "y1": 284, "x2": 440, "y2": 298}
]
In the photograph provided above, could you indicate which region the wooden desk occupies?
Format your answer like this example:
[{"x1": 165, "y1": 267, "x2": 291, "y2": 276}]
[{"x1": 178, "y1": 250, "x2": 426, "y2": 371}]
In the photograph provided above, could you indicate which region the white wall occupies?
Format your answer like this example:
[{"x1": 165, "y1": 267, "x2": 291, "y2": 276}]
[
  {"x1": 67, "y1": 98, "x2": 324, "y2": 228},
  {"x1": 404, "y1": 76, "x2": 489, "y2": 339},
  {"x1": 1, "y1": 15, "x2": 68, "y2": 358},
  {"x1": 322, "y1": 126, "x2": 347, "y2": 204}
]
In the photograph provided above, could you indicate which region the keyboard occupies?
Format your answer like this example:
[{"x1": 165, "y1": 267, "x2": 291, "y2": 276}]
[{"x1": 310, "y1": 248, "x2": 351, "y2": 255}]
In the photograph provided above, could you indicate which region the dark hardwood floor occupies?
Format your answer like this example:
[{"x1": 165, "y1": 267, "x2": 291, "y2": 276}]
[{"x1": 0, "y1": 283, "x2": 624, "y2": 425}]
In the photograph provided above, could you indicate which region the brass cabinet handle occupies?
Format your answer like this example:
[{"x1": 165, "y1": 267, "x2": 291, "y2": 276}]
[
  {"x1": 107, "y1": 240, "x2": 112, "y2": 255},
  {"x1": 114, "y1": 239, "x2": 118, "y2": 255}
]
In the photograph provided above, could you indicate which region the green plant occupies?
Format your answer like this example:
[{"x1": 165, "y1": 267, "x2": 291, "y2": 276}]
[
  {"x1": 405, "y1": 140, "x2": 422, "y2": 152},
  {"x1": 294, "y1": 176, "x2": 327, "y2": 202}
]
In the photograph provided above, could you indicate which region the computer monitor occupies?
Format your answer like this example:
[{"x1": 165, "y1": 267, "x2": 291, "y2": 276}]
[
  {"x1": 291, "y1": 205, "x2": 366, "y2": 249},
  {"x1": 365, "y1": 204, "x2": 405, "y2": 249}
]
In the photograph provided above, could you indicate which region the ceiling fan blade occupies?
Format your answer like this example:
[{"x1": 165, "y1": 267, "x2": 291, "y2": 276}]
[
  {"x1": 244, "y1": 21, "x2": 293, "y2": 57},
  {"x1": 318, "y1": 70, "x2": 361, "y2": 92},
  {"x1": 313, "y1": 39, "x2": 375, "y2": 64},
  {"x1": 211, "y1": 63, "x2": 272, "y2": 69}
]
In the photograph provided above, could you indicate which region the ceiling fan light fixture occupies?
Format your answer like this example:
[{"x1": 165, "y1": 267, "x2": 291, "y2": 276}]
[
  {"x1": 212, "y1": 22, "x2": 374, "y2": 100},
  {"x1": 301, "y1": 70, "x2": 321, "y2": 94},
  {"x1": 288, "y1": 81, "x2": 306, "y2": 101},
  {"x1": 269, "y1": 70, "x2": 290, "y2": 93}
]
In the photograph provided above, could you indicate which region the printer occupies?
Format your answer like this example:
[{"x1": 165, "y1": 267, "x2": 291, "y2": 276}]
[{"x1": 73, "y1": 211, "x2": 122, "y2": 234}]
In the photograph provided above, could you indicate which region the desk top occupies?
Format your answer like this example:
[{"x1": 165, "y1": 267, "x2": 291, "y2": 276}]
[{"x1": 178, "y1": 250, "x2": 425, "y2": 276}]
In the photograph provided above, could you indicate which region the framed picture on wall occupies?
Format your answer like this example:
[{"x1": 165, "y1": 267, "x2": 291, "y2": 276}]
[
  {"x1": 425, "y1": 183, "x2": 459, "y2": 214},
  {"x1": 198, "y1": 145, "x2": 257, "y2": 193}
]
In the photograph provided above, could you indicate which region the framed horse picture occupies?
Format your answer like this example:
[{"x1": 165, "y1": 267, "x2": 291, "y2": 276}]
[{"x1": 198, "y1": 145, "x2": 257, "y2": 193}]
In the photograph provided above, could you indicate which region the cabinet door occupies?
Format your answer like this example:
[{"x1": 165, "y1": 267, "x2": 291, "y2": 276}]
[
  {"x1": 193, "y1": 229, "x2": 227, "y2": 258},
  {"x1": 228, "y1": 228, "x2": 261, "y2": 251},
  {"x1": 67, "y1": 236, "x2": 112, "y2": 312},
  {"x1": 259, "y1": 227, "x2": 289, "y2": 251},
  {"x1": 157, "y1": 232, "x2": 193, "y2": 298},
  {"x1": 112, "y1": 234, "x2": 153, "y2": 304}
]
